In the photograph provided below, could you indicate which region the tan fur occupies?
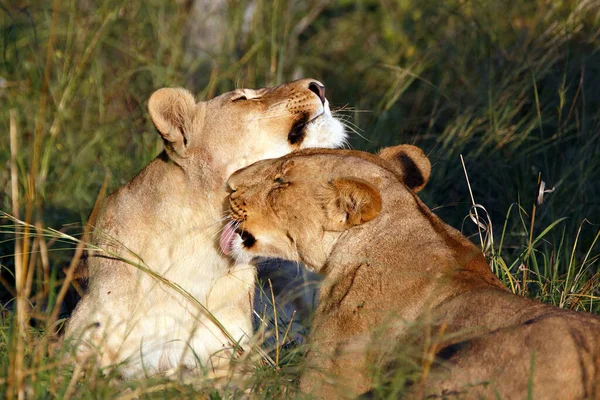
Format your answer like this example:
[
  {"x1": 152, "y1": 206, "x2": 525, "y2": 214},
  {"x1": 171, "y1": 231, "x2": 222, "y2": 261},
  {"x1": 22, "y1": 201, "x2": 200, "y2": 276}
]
[
  {"x1": 66, "y1": 79, "x2": 346, "y2": 378},
  {"x1": 224, "y1": 145, "x2": 600, "y2": 399}
]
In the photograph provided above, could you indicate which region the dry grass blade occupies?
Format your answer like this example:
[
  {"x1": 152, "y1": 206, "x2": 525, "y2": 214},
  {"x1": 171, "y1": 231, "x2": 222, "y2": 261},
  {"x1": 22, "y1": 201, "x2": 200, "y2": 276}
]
[
  {"x1": 415, "y1": 320, "x2": 448, "y2": 398},
  {"x1": 268, "y1": 279, "x2": 280, "y2": 365},
  {"x1": 35, "y1": 220, "x2": 51, "y2": 298},
  {"x1": 460, "y1": 155, "x2": 485, "y2": 254},
  {"x1": 7, "y1": 2, "x2": 62, "y2": 395},
  {"x1": 467, "y1": 204, "x2": 494, "y2": 255},
  {"x1": 280, "y1": 309, "x2": 297, "y2": 352},
  {"x1": 522, "y1": 173, "x2": 541, "y2": 297},
  {"x1": 59, "y1": 356, "x2": 86, "y2": 400},
  {"x1": 9, "y1": 109, "x2": 19, "y2": 221},
  {"x1": 8, "y1": 107, "x2": 25, "y2": 400}
]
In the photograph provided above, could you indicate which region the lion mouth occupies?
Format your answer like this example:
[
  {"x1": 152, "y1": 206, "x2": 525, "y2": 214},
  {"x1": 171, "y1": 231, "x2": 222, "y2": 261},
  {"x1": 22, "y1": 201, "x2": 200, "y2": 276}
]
[
  {"x1": 220, "y1": 221, "x2": 236, "y2": 255},
  {"x1": 237, "y1": 228, "x2": 256, "y2": 248},
  {"x1": 220, "y1": 222, "x2": 257, "y2": 256},
  {"x1": 288, "y1": 112, "x2": 321, "y2": 145}
]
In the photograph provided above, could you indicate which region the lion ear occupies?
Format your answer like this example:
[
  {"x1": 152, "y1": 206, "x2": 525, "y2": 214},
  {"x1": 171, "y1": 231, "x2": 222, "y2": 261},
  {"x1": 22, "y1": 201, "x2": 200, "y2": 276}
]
[
  {"x1": 378, "y1": 145, "x2": 431, "y2": 192},
  {"x1": 148, "y1": 88, "x2": 197, "y2": 156},
  {"x1": 324, "y1": 177, "x2": 382, "y2": 231}
]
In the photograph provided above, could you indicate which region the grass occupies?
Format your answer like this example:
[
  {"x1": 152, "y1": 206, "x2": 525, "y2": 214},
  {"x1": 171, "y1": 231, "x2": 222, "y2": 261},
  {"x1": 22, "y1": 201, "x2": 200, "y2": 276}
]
[{"x1": 1, "y1": 0, "x2": 599, "y2": 398}]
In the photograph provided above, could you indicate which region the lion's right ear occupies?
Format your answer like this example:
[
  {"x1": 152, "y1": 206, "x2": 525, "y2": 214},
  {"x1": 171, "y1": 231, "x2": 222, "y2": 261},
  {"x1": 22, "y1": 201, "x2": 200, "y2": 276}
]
[
  {"x1": 148, "y1": 88, "x2": 197, "y2": 155},
  {"x1": 378, "y1": 145, "x2": 431, "y2": 192},
  {"x1": 323, "y1": 177, "x2": 382, "y2": 231}
]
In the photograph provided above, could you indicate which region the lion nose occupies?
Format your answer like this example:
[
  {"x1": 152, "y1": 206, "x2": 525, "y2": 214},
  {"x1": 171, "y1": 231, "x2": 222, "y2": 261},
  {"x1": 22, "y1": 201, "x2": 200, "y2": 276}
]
[
  {"x1": 227, "y1": 178, "x2": 237, "y2": 194},
  {"x1": 308, "y1": 81, "x2": 326, "y2": 105},
  {"x1": 229, "y1": 190, "x2": 242, "y2": 204}
]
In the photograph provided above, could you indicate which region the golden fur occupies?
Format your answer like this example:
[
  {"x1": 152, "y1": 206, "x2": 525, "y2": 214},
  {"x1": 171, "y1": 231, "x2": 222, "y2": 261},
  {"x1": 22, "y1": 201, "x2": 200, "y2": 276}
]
[
  {"x1": 66, "y1": 79, "x2": 345, "y2": 378},
  {"x1": 223, "y1": 145, "x2": 600, "y2": 399}
]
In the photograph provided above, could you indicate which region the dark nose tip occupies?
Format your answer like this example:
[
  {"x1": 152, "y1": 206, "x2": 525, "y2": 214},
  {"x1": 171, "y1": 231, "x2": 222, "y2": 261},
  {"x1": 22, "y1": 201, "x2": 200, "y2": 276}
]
[{"x1": 308, "y1": 81, "x2": 326, "y2": 105}]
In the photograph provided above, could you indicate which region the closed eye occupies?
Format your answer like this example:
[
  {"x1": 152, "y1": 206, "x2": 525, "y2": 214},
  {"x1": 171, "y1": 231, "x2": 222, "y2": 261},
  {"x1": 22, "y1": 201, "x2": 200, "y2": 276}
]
[
  {"x1": 268, "y1": 178, "x2": 289, "y2": 203},
  {"x1": 231, "y1": 95, "x2": 247, "y2": 102}
]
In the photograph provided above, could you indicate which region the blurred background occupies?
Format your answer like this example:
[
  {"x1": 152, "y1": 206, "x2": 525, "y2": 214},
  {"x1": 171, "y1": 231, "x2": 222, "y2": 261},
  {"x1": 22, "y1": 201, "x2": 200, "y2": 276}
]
[{"x1": 1, "y1": 0, "x2": 599, "y2": 322}]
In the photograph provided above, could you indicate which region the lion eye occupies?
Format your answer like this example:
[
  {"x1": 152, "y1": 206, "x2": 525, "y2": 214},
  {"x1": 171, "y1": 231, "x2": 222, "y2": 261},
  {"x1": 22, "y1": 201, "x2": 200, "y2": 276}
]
[
  {"x1": 231, "y1": 95, "x2": 247, "y2": 102},
  {"x1": 273, "y1": 177, "x2": 291, "y2": 188}
]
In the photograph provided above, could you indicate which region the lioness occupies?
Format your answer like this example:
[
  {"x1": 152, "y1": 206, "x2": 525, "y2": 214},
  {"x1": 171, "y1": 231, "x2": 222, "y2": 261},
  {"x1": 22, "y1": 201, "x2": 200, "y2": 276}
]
[
  {"x1": 67, "y1": 79, "x2": 346, "y2": 378},
  {"x1": 221, "y1": 145, "x2": 600, "y2": 399}
]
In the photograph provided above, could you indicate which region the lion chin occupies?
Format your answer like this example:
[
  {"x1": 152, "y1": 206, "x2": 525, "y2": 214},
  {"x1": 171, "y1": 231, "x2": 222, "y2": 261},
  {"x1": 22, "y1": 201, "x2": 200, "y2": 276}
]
[
  {"x1": 224, "y1": 145, "x2": 600, "y2": 399},
  {"x1": 66, "y1": 79, "x2": 345, "y2": 378}
]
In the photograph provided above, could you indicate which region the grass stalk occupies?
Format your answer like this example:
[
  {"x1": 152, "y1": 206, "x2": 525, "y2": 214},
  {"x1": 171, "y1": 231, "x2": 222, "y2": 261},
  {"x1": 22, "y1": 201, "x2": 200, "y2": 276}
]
[
  {"x1": 280, "y1": 310, "x2": 296, "y2": 353},
  {"x1": 8, "y1": 108, "x2": 24, "y2": 400},
  {"x1": 419, "y1": 321, "x2": 447, "y2": 386},
  {"x1": 268, "y1": 279, "x2": 280, "y2": 365},
  {"x1": 560, "y1": 220, "x2": 584, "y2": 308},
  {"x1": 460, "y1": 155, "x2": 485, "y2": 252},
  {"x1": 521, "y1": 173, "x2": 541, "y2": 297},
  {"x1": 7, "y1": 5, "x2": 62, "y2": 395},
  {"x1": 34, "y1": 221, "x2": 51, "y2": 299}
]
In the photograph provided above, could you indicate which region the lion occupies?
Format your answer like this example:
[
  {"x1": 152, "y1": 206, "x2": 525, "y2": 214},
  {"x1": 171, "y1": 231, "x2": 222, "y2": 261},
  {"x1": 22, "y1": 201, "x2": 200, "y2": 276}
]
[
  {"x1": 221, "y1": 145, "x2": 600, "y2": 399},
  {"x1": 66, "y1": 79, "x2": 346, "y2": 378}
]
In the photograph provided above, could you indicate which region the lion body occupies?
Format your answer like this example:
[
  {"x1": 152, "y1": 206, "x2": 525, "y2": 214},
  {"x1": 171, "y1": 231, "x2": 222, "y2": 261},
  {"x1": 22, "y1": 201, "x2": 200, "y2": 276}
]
[
  {"x1": 223, "y1": 146, "x2": 600, "y2": 399},
  {"x1": 67, "y1": 80, "x2": 345, "y2": 377}
]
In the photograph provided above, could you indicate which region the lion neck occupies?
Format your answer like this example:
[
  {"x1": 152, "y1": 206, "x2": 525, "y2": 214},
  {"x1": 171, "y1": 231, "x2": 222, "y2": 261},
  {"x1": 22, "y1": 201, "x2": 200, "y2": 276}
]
[
  {"x1": 321, "y1": 191, "x2": 504, "y2": 321},
  {"x1": 124, "y1": 151, "x2": 225, "y2": 219}
]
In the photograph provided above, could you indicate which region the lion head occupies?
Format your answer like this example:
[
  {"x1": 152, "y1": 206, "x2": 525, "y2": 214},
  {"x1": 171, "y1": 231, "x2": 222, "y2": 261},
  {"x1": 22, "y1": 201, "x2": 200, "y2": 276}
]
[
  {"x1": 148, "y1": 79, "x2": 346, "y2": 181},
  {"x1": 220, "y1": 145, "x2": 431, "y2": 270}
]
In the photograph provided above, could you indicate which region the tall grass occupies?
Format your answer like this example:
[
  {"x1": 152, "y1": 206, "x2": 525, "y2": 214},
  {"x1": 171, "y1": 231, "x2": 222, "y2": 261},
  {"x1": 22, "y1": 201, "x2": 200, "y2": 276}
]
[{"x1": 1, "y1": 0, "x2": 599, "y2": 398}]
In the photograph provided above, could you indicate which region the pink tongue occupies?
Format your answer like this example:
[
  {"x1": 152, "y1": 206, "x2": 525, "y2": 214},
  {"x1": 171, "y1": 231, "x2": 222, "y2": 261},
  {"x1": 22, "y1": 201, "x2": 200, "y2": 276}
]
[{"x1": 220, "y1": 222, "x2": 236, "y2": 255}]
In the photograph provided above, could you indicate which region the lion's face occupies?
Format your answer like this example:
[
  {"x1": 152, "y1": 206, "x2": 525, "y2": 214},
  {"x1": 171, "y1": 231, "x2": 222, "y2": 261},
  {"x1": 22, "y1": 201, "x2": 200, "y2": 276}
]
[
  {"x1": 148, "y1": 79, "x2": 346, "y2": 180},
  {"x1": 220, "y1": 146, "x2": 431, "y2": 271}
]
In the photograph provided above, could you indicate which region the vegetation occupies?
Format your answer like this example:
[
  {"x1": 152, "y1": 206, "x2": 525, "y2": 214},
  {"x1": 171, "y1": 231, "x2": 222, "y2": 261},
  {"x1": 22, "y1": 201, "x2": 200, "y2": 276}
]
[{"x1": 0, "y1": 0, "x2": 598, "y2": 397}]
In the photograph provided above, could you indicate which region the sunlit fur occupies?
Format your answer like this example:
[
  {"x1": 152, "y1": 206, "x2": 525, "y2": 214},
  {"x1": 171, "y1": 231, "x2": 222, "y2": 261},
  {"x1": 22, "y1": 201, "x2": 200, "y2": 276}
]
[
  {"x1": 66, "y1": 79, "x2": 345, "y2": 378},
  {"x1": 225, "y1": 145, "x2": 600, "y2": 399}
]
